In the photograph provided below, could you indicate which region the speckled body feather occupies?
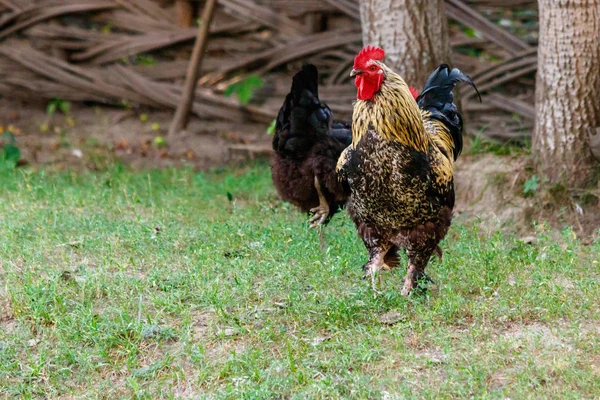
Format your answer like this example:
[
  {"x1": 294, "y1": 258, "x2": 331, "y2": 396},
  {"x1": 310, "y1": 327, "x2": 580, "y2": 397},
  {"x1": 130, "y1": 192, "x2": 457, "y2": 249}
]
[
  {"x1": 338, "y1": 62, "x2": 478, "y2": 292},
  {"x1": 271, "y1": 64, "x2": 351, "y2": 224}
]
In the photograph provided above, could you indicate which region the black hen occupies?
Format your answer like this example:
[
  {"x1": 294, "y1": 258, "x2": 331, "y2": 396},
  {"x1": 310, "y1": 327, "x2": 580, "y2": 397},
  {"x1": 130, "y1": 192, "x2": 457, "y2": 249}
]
[{"x1": 271, "y1": 64, "x2": 351, "y2": 241}]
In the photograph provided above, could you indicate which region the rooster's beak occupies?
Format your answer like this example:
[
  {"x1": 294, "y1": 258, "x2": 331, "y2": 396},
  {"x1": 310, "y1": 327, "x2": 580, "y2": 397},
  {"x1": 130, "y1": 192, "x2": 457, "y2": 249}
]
[{"x1": 350, "y1": 69, "x2": 361, "y2": 77}]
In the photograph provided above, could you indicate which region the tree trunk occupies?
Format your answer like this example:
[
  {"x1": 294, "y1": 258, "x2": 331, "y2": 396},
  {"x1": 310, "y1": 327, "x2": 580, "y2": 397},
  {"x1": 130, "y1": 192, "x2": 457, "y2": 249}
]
[
  {"x1": 533, "y1": 0, "x2": 600, "y2": 187},
  {"x1": 358, "y1": 0, "x2": 449, "y2": 86}
]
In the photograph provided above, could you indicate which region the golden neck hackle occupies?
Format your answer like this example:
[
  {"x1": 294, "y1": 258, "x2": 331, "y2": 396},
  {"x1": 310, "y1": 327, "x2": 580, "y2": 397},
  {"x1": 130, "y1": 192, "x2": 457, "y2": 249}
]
[{"x1": 351, "y1": 65, "x2": 429, "y2": 153}]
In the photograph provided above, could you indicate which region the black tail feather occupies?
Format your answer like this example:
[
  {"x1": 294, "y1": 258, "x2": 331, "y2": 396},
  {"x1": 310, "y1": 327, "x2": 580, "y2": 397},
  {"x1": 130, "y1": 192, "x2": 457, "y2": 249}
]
[
  {"x1": 416, "y1": 65, "x2": 480, "y2": 160},
  {"x1": 292, "y1": 64, "x2": 319, "y2": 103}
]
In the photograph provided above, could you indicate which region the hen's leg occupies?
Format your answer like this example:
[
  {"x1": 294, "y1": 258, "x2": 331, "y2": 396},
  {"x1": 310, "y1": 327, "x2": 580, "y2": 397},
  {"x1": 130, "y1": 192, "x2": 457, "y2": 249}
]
[
  {"x1": 382, "y1": 246, "x2": 400, "y2": 271},
  {"x1": 309, "y1": 176, "x2": 330, "y2": 229}
]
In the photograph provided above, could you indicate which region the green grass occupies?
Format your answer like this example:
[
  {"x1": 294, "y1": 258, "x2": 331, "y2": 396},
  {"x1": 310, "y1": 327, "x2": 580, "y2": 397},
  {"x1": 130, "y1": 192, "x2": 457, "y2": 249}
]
[{"x1": 1, "y1": 162, "x2": 599, "y2": 399}]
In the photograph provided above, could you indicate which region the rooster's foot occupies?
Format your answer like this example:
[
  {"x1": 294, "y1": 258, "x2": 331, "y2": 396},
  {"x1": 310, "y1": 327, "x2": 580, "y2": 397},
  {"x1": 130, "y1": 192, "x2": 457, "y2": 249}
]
[
  {"x1": 362, "y1": 263, "x2": 383, "y2": 296},
  {"x1": 401, "y1": 265, "x2": 433, "y2": 296}
]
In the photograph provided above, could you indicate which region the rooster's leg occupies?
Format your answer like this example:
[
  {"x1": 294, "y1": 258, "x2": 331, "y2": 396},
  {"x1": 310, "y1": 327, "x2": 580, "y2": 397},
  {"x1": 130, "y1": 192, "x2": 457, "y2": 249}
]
[
  {"x1": 401, "y1": 251, "x2": 434, "y2": 296},
  {"x1": 401, "y1": 264, "x2": 418, "y2": 296},
  {"x1": 309, "y1": 176, "x2": 330, "y2": 229},
  {"x1": 362, "y1": 244, "x2": 391, "y2": 294},
  {"x1": 401, "y1": 267, "x2": 435, "y2": 296}
]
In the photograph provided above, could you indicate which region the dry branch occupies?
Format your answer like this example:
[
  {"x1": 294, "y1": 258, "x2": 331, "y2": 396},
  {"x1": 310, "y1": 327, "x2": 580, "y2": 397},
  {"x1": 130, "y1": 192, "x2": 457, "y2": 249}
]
[{"x1": 169, "y1": 0, "x2": 218, "y2": 135}]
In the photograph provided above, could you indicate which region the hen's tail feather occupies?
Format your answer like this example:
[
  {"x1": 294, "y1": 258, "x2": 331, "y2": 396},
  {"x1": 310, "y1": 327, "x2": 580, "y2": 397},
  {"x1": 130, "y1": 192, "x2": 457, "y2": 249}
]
[
  {"x1": 416, "y1": 64, "x2": 480, "y2": 161},
  {"x1": 291, "y1": 64, "x2": 319, "y2": 103},
  {"x1": 273, "y1": 64, "x2": 351, "y2": 156}
]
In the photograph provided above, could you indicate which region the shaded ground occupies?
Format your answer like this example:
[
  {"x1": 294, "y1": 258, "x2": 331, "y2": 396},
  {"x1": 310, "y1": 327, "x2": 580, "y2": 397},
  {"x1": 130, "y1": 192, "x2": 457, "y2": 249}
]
[
  {"x1": 1, "y1": 100, "x2": 598, "y2": 238},
  {"x1": 0, "y1": 99, "x2": 269, "y2": 171}
]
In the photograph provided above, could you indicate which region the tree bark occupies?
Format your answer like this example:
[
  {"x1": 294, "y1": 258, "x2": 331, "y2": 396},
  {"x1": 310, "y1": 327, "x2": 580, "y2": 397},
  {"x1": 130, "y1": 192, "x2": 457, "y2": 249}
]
[
  {"x1": 358, "y1": 0, "x2": 449, "y2": 86},
  {"x1": 533, "y1": 0, "x2": 600, "y2": 187}
]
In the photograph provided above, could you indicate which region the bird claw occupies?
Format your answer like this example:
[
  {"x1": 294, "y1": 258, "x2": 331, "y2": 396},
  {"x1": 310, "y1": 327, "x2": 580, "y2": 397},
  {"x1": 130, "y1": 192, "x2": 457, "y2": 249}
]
[
  {"x1": 401, "y1": 265, "x2": 433, "y2": 296},
  {"x1": 381, "y1": 263, "x2": 392, "y2": 271},
  {"x1": 400, "y1": 279, "x2": 414, "y2": 296},
  {"x1": 308, "y1": 205, "x2": 329, "y2": 229},
  {"x1": 362, "y1": 264, "x2": 382, "y2": 296}
]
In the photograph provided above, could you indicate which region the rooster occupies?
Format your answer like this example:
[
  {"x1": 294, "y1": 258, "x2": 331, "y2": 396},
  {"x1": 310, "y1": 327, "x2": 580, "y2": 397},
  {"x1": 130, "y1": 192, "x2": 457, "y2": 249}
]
[
  {"x1": 271, "y1": 64, "x2": 352, "y2": 246},
  {"x1": 337, "y1": 46, "x2": 480, "y2": 295}
]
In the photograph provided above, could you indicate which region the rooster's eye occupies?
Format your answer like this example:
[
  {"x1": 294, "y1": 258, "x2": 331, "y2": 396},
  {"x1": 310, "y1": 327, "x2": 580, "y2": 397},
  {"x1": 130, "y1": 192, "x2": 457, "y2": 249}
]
[{"x1": 370, "y1": 66, "x2": 376, "y2": 71}]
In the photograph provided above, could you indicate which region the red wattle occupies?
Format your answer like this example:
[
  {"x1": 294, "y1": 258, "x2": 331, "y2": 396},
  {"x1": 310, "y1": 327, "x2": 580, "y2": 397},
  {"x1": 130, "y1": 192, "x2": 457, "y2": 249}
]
[
  {"x1": 355, "y1": 75, "x2": 384, "y2": 101},
  {"x1": 409, "y1": 87, "x2": 419, "y2": 99}
]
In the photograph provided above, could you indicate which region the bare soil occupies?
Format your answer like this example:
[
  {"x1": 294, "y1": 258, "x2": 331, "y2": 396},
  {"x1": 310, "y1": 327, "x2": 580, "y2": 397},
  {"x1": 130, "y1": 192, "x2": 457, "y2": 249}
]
[
  {"x1": 455, "y1": 154, "x2": 599, "y2": 238},
  {"x1": 0, "y1": 99, "x2": 269, "y2": 171}
]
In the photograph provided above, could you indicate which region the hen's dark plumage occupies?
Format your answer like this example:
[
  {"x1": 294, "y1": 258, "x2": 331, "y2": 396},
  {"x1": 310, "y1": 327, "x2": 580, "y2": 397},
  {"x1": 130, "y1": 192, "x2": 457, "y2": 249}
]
[{"x1": 271, "y1": 64, "x2": 351, "y2": 231}]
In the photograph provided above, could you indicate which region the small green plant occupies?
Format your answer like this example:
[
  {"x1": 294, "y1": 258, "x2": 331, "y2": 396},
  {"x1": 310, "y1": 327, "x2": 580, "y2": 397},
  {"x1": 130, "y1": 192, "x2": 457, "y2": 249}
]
[
  {"x1": 224, "y1": 75, "x2": 264, "y2": 104},
  {"x1": 463, "y1": 27, "x2": 478, "y2": 38},
  {"x1": 0, "y1": 131, "x2": 21, "y2": 169},
  {"x1": 466, "y1": 132, "x2": 528, "y2": 157},
  {"x1": 46, "y1": 98, "x2": 71, "y2": 116},
  {"x1": 153, "y1": 136, "x2": 166, "y2": 148},
  {"x1": 135, "y1": 54, "x2": 156, "y2": 66},
  {"x1": 523, "y1": 175, "x2": 539, "y2": 196},
  {"x1": 266, "y1": 119, "x2": 276, "y2": 135},
  {"x1": 59, "y1": 130, "x2": 70, "y2": 148}
]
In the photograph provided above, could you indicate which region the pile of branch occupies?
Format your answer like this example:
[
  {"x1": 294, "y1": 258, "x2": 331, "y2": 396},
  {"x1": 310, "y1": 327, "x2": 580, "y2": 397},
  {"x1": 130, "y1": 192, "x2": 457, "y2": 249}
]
[{"x1": 0, "y1": 0, "x2": 539, "y2": 140}]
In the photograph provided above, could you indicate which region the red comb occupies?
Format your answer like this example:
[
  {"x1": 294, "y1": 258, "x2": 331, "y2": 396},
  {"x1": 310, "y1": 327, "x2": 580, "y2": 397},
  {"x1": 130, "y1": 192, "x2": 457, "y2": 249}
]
[
  {"x1": 354, "y1": 45, "x2": 385, "y2": 67},
  {"x1": 409, "y1": 86, "x2": 419, "y2": 99}
]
